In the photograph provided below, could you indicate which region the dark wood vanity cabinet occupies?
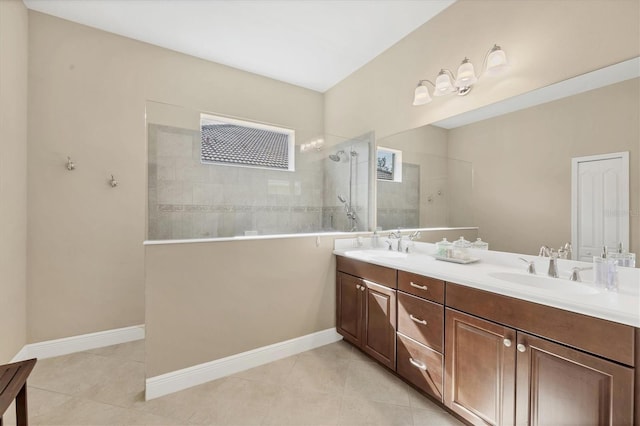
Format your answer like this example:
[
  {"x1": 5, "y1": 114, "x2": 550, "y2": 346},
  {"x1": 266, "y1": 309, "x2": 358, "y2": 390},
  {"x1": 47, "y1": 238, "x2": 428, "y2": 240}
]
[
  {"x1": 396, "y1": 272, "x2": 446, "y2": 401},
  {"x1": 336, "y1": 257, "x2": 397, "y2": 369},
  {"x1": 335, "y1": 257, "x2": 637, "y2": 425},
  {"x1": 515, "y1": 332, "x2": 633, "y2": 426},
  {"x1": 444, "y1": 308, "x2": 516, "y2": 426},
  {"x1": 445, "y1": 284, "x2": 635, "y2": 426}
]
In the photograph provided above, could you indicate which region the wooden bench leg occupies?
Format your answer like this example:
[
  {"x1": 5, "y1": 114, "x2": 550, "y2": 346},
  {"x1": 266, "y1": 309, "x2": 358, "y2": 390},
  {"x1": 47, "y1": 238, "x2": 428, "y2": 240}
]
[{"x1": 16, "y1": 384, "x2": 28, "y2": 426}]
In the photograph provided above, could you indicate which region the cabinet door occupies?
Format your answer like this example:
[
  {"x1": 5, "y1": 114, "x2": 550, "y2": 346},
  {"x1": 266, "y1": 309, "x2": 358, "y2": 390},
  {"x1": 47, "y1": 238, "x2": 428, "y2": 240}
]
[
  {"x1": 515, "y1": 332, "x2": 634, "y2": 426},
  {"x1": 362, "y1": 280, "x2": 397, "y2": 369},
  {"x1": 445, "y1": 308, "x2": 516, "y2": 426},
  {"x1": 336, "y1": 272, "x2": 363, "y2": 346}
]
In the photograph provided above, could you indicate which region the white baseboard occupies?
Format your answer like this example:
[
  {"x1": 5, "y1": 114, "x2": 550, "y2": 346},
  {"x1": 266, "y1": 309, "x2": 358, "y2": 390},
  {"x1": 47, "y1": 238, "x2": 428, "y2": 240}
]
[
  {"x1": 145, "y1": 327, "x2": 342, "y2": 401},
  {"x1": 10, "y1": 346, "x2": 30, "y2": 363},
  {"x1": 11, "y1": 324, "x2": 145, "y2": 362}
]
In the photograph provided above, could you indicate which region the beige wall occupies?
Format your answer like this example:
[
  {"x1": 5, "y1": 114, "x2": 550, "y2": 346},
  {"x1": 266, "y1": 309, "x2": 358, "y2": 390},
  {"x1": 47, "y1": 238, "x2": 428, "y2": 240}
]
[
  {"x1": 0, "y1": 0, "x2": 28, "y2": 362},
  {"x1": 27, "y1": 12, "x2": 324, "y2": 343},
  {"x1": 145, "y1": 236, "x2": 335, "y2": 376},
  {"x1": 447, "y1": 78, "x2": 640, "y2": 256},
  {"x1": 145, "y1": 227, "x2": 478, "y2": 377},
  {"x1": 325, "y1": 0, "x2": 640, "y2": 139}
]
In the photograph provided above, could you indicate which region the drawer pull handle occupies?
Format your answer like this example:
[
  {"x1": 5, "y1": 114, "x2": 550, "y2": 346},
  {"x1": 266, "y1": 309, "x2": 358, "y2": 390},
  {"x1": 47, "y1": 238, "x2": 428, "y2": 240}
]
[
  {"x1": 409, "y1": 282, "x2": 428, "y2": 291},
  {"x1": 409, "y1": 357, "x2": 427, "y2": 371},
  {"x1": 517, "y1": 344, "x2": 526, "y2": 353},
  {"x1": 409, "y1": 314, "x2": 427, "y2": 325}
]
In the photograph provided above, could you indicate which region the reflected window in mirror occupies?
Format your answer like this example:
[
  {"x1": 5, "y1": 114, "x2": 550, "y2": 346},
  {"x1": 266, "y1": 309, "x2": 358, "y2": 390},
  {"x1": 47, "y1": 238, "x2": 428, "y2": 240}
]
[{"x1": 377, "y1": 147, "x2": 402, "y2": 182}]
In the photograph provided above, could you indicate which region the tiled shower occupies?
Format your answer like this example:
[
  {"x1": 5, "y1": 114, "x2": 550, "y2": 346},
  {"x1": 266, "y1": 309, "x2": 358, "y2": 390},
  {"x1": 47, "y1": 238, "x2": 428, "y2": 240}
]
[{"x1": 147, "y1": 118, "x2": 372, "y2": 240}]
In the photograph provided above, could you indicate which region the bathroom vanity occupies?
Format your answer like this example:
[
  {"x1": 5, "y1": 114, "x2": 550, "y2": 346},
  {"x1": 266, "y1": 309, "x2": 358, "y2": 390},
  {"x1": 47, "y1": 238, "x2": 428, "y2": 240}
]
[{"x1": 334, "y1": 244, "x2": 639, "y2": 426}]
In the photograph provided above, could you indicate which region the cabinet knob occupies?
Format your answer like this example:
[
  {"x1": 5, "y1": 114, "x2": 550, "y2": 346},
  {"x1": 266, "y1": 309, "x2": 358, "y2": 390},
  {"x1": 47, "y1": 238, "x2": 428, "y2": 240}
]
[
  {"x1": 409, "y1": 314, "x2": 427, "y2": 325},
  {"x1": 409, "y1": 282, "x2": 428, "y2": 291},
  {"x1": 503, "y1": 339, "x2": 512, "y2": 347},
  {"x1": 409, "y1": 357, "x2": 427, "y2": 371},
  {"x1": 356, "y1": 284, "x2": 361, "y2": 290},
  {"x1": 360, "y1": 285, "x2": 365, "y2": 292},
  {"x1": 517, "y1": 343, "x2": 526, "y2": 353}
]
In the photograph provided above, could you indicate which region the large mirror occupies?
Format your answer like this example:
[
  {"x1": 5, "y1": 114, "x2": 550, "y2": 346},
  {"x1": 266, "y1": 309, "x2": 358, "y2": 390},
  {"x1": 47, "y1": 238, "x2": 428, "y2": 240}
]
[{"x1": 376, "y1": 58, "x2": 639, "y2": 257}]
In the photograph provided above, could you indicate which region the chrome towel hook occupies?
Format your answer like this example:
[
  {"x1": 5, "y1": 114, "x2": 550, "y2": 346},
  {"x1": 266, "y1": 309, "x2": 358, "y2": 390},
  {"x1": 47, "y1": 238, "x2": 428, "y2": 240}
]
[
  {"x1": 109, "y1": 175, "x2": 118, "y2": 187},
  {"x1": 66, "y1": 156, "x2": 75, "y2": 171}
]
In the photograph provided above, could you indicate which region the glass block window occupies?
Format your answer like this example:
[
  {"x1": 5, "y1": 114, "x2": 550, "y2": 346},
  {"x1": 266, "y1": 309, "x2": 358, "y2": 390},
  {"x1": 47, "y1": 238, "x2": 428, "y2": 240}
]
[{"x1": 200, "y1": 114, "x2": 295, "y2": 171}]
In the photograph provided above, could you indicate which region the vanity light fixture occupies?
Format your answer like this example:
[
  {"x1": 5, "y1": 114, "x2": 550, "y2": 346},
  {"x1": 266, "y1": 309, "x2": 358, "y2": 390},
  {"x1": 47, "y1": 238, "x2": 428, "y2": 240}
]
[{"x1": 412, "y1": 44, "x2": 508, "y2": 106}]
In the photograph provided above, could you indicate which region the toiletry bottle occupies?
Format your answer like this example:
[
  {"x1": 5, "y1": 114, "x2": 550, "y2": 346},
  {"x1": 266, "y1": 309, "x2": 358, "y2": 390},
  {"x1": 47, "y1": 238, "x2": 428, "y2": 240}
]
[
  {"x1": 606, "y1": 257, "x2": 618, "y2": 292},
  {"x1": 593, "y1": 246, "x2": 608, "y2": 287},
  {"x1": 372, "y1": 228, "x2": 380, "y2": 248}
]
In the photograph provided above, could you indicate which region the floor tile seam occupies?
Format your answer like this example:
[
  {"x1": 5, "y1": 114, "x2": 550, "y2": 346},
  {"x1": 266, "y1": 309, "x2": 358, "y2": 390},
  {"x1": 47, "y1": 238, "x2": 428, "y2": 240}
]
[
  {"x1": 341, "y1": 392, "x2": 414, "y2": 410},
  {"x1": 146, "y1": 403, "x2": 200, "y2": 425},
  {"x1": 26, "y1": 384, "x2": 79, "y2": 400},
  {"x1": 278, "y1": 377, "x2": 346, "y2": 397},
  {"x1": 79, "y1": 350, "x2": 146, "y2": 365},
  {"x1": 71, "y1": 392, "x2": 142, "y2": 412}
]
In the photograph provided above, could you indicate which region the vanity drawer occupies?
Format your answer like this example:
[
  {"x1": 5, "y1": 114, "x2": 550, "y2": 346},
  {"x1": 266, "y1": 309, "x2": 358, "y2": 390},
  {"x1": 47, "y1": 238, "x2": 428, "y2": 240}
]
[
  {"x1": 336, "y1": 256, "x2": 397, "y2": 288},
  {"x1": 397, "y1": 333, "x2": 444, "y2": 402},
  {"x1": 397, "y1": 292, "x2": 444, "y2": 353},
  {"x1": 398, "y1": 271, "x2": 444, "y2": 303}
]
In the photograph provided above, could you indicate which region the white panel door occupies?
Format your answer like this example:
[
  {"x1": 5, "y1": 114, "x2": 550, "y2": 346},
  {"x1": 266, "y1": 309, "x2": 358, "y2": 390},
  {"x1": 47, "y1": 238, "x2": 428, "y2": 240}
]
[{"x1": 571, "y1": 152, "x2": 629, "y2": 261}]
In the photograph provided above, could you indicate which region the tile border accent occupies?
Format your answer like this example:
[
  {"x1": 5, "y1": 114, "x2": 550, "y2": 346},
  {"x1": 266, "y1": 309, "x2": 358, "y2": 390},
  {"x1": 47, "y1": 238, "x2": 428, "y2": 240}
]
[
  {"x1": 145, "y1": 327, "x2": 342, "y2": 401},
  {"x1": 11, "y1": 324, "x2": 145, "y2": 362}
]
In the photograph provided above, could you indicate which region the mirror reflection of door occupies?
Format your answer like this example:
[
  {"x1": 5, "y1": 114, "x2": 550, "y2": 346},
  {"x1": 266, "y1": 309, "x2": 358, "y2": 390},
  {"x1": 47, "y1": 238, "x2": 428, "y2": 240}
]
[{"x1": 571, "y1": 152, "x2": 629, "y2": 261}]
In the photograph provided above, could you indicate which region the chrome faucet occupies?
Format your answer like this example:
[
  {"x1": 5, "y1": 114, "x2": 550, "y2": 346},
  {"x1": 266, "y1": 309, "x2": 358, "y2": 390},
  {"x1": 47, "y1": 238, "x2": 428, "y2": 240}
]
[
  {"x1": 388, "y1": 230, "x2": 402, "y2": 239},
  {"x1": 539, "y1": 246, "x2": 559, "y2": 278},
  {"x1": 519, "y1": 258, "x2": 536, "y2": 274},
  {"x1": 408, "y1": 230, "x2": 421, "y2": 241},
  {"x1": 388, "y1": 230, "x2": 403, "y2": 252},
  {"x1": 558, "y1": 243, "x2": 572, "y2": 260}
]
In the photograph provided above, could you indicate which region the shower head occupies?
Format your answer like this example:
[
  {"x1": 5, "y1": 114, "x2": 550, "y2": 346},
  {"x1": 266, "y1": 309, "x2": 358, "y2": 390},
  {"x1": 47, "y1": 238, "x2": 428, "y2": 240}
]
[{"x1": 329, "y1": 150, "x2": 345, "y2": 162}]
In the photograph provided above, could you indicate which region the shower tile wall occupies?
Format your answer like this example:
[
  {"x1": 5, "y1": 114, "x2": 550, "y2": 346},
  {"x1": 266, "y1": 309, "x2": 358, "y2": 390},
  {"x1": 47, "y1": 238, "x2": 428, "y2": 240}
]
[
  {"x1": 377, "y1": 163, "x2": 420, "y2": 230},
  {"x1": 148, "y1": 124, "x2": 325, "y2": 239},
  {"x1": 322, "y1": 135, "x2": 372, "y2": 232}
]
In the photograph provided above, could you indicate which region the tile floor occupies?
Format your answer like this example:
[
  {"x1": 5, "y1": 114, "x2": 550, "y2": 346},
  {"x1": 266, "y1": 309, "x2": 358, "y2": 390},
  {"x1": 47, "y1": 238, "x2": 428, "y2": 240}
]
[{"x1": 3, "y1": 339, "x2": 464, "y2": 425}]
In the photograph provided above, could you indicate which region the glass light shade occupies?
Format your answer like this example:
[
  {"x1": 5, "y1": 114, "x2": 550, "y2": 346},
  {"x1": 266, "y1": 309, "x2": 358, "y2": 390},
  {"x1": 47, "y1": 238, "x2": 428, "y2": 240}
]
[
  {"x1": 486, "y1": 46, "x2": 509, "y2": 76},
  {"x1": 455, "y1": 59, "x2": 478, "y2": 87},
  {"x1": 434, "y1": 72, "x2": 454, "y2": 96},
  {"x1": 412, "y1": 84, "x2": 432, "y2": 105}
]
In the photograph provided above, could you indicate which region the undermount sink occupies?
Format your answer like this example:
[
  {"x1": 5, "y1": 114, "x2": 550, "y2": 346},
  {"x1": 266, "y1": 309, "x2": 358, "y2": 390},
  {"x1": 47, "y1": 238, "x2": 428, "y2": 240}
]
[
  {"x1": 343, "y1": 249, "x2": 435, "y2": 266},
  {"x1": 344, "y1": 249, "x2": 408, "y2": 260},
  {"x1": 488, "y1": 271, "x2": 600, "y2": 295}
]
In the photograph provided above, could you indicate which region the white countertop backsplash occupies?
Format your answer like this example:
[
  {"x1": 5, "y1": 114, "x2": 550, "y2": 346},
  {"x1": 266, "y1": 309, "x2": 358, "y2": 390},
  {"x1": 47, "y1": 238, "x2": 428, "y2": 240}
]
[{"x1": 334, "y1": 237, "x2": 640, "y2": 328}]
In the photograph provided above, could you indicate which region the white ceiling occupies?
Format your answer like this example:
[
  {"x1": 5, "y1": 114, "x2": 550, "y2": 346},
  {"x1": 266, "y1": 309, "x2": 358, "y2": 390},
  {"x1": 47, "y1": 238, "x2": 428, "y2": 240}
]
[{"x1": 23, "y1": 0, "x2": 455, "y2": 92}]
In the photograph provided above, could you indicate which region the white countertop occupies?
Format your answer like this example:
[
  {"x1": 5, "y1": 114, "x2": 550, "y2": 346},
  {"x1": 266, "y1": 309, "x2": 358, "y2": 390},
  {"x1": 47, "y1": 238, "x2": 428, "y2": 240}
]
[{"x1": 334, "y1": 239, "x2": 640, "y2": 328}]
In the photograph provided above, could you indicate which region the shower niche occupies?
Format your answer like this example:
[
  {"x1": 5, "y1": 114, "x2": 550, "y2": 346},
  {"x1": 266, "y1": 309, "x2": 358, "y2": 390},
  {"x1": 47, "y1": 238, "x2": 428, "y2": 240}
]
[{"x1": 146, "y1": 100, "x2": 374, "y2": 240}]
